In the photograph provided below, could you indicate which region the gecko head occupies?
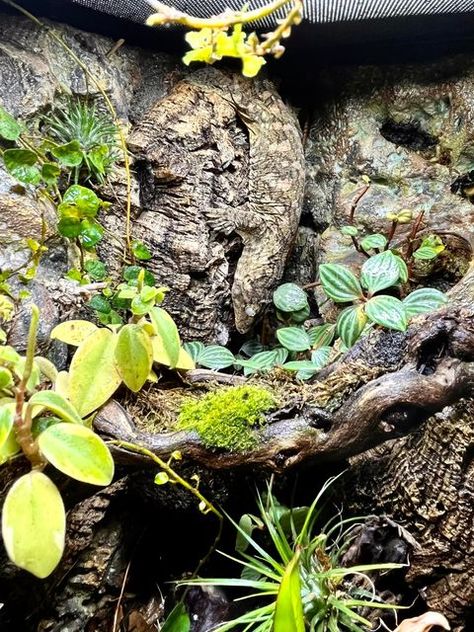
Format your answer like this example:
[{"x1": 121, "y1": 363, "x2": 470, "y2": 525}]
[{"x1": 232, "y1": 274, "x2": 267, "y2": 334}]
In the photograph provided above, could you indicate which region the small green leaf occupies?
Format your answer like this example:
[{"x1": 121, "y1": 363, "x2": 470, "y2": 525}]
[
  {"x1": 0, "y1": 105, "x2": 21, "y2": 140},
  {"x1": 115, "y1": 324, "x2": 153, "y2": 392},
  {"x1": 38, "y1": 423, "x2": 114, "y2": 485},
  {"x1": 365, "y1": 295, "x2": 408, "y2": 331},
  {"x1": 79, "y1": 220, "x2": 103, "y2": 249},
  {"x1": 123, "y1": 265, "x2": 155, "y2": 287},
  {"x1": 360, "y1": 233, "x2": 388, "y2": 252},
  {"x1": 237, "y1": 348, "x2": 288, "y2": 376},
  {"x1": 413, "y1": 246, "x2": 440, "y2": 260},
  {"x1": 282, "y1": 360, "x2": 320, "y2": 372},
  {"x1": 69, "y1": 328, "x2": 122, "y2": 416},
  {"x1": 154, "y1": 471, "x2": 169, "y2": 485},
  {"x1": 87, "y1": 145, "x2": 109, "y2": 173},
  {"x1": 273, "y1": 283, "x2": 308, "y2": 313},
  {"x1": 276, "y1": 327, "x2": 311, "y2": 352},
  {"x1": 60, "y1": 184, "x2": 102, "y2": 218},
  {"x1": 57, "y1": 215, "x2": 82, "y2": 238},
  {"x1": 0, "y1": 427, "x2": 20, "y2": 464},
  {"x1": 239, "y1": 340, "x2": 265, "y2": 357},
  {"x1": 132, "y1": 240, "x2": 152, "y2": 261},
  {"x1": 403, "y1": 288, "x2": 447, "y2": 318},
  {"x1": 393, "y1": 254, "x2": 409, "y2": 283},
  {"x1": 0, "y1": 367, "x2": 14, "y2": 390},
  {"x1": 161, "y1": 602, "x2": 191, "y2": 632},
  {"x1": 41, "y1": 162, "x2": 61, "y2": 185},
  {"x1": 2, "y1": 471, "x2": 65, "y2": 578},
  {"x1": 336, "y1": 305, "x2": 368, "y2": 348},
  {"x1": 196, "y1": 345, "x2": 235, "y2": 370},
  {"x1": 311, "y1": 346, "x2": 332, "y2": 369},
  {"x1": 319, "y1": 263, "x2": 363, "y2": 303},
  {"x1": 340, "y1": 225, "x2": 359, "y2": 236},
  {"x1": 51, "y1": 320, "x2": 99, "y2": 346},
  {"x1": 50, "y1": 140, "x2": 83, "y2": 167},
  {"x1": 308, "y1": 323, "x2": 335, "y2": 349},
  {"x1": 130, "y1": 295, "x2": 154, "y2": 316},
  {"x1": 273, "y1": 552, "x2": 305, "y2": 632},
  {"x1": 360, "y1": 250, "x2": 401, "y2": 294},
  {"x1": 28, "y1": 391, "x2": 83, "y2": 425},
  {"x1": 84, "y1": 260, "x2": 107, "y2": 280},
  {"x1": 290, "y1": 303, "x2": 311, "y2": 323},
  {"x1": 183, "y1": 341, "x2": 205, "y2": 362},
  {"x1": 88, "y1": 295, "x2": 111, "y2": 314},
  {"x1": 149, "y1": 307, "x2": 181, "y2": 368},
  {"x1": 3, "y1": 149, "x2": 41, "y2": 185}
]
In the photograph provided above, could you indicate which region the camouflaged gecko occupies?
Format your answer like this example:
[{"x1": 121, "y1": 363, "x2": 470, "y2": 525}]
[{"x1": 128, "y1": 68, "x2": 305, "y2": 333}]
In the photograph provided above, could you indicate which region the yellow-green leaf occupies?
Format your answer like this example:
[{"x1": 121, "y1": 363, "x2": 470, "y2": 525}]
[
  {"x1": 152, "y1": 339, "x2": 195, "y2": 370},
  {"x1": 38, "y1": 422, "x2": 114, "y2": 485},
  {"x1": 0, "y1": 428, "x2": 20, "y2": 464},
  {"x1": 69, "y1": 328, "x2": 121, "y2": 416},
  {"x1": 2, "y1": 471, "x2": 65, "y2": 578},
  {"x1": 28, "y1": 391, "x2": 83, "y2": 425},
  {"x1": 54, "y1": 371, "x2": 70, "y2": 399},
  {"x1": 115, "y1": 324, "x2": 153, "y2": 392},
  {"x1": 149, "y1": 307, "x2": 181, "y2": 368},
  {"x1": 50, "y1": 320, "x2": 98, "y2": 346},
  {"x1": 0, "y1": 403, "x2": 15, "y2": 450},
  {"x1": 273, "y1": 551, "x2": 305, "y2": 632}
]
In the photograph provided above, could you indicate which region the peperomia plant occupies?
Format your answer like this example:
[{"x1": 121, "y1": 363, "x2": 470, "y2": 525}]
[
  {"x1": 0, "y1": 306, "x2": 114, "y2": 578},
  {"x1": 319, "y1": 250, "x2": 447, "y2": 348}
]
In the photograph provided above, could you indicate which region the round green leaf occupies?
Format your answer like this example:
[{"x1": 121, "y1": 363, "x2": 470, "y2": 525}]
[
  {"x1": 336, "y1": 305, "x2": 368, "y2": 348},
  {"x1": 282, "y1": 360, "x2": 320, "y2": 372},
  {"x1": 84, "y1": 260, "x2": 107, "y2": 280},
  {"x1": 123, "y1": 265, "x2": 155, "y2": 287},
  {"x1": 57, "y1": 215, "x2": 82, "y2": 238},
  {"x1": 79, "y1": 220, "x2": 104, "y2": 249},
  {"x1": 61, "y1": 184, "x2": 101, "y2": 217},
  {"x1": 365, "y1": 295, "x2": 408, "y2": 331},
  {"x1": 51, "y1": 140, "x2": 83, "y2": 167},
  {"x1": 149, "y1": 307, "x2": 181, "y2": 368},
  {"x1": 41, "y1": 162, "x2": 61, "y2": 185},
  {"x1": 2, "y1": 471, "x2": 65, "y2": 578},
  {"x1": 0, "y1": 105, "x2": 21, "y2": 140},
  {"x1": 88, "y1": 295, "x2": 111, "y2": 314},
  {"x1": 69, "y1": 328, "x2": 122, "y2": 417},
  {"x1": 276, "y1": 327, "x2": 311, "y2": 352},
  {"x1": 273, "y1": 283, "x2": 308, "y2": 313},
  {"x1": 38, "y1": 423, "x2": 114, "y2": 486},
  {"x1": 319, "y1": 263, "x2": 363, "y2": 303},
  {"x1": 3, "y1": 149, "x2": 41, "y2": 185},
  {"x1": 196, "y1": 345, "x2": 235, "y2": 370},
  {"x1": 132, "y1": 240, "x2": 152, "y2": 261},
  {"x1": 403, "y1": 288, "x2": 447, "y2": 318},
  {"x1": 360, "y1": 233, "x2": 388, "y2": 252},
  {"x1": 360, "y1": 250, "x2": 401, "y2": 295},
  {"x1": 340, "y1": 225, "x2": 359, "y2": 237},
  {"x1": 115, "y1": 324, "x2": 153, "y2": 392}
]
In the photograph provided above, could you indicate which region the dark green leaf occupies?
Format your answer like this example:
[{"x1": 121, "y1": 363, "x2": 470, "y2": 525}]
[
  {"x1": 319, "y1": 263, "x2": 363, "y2": 303},
  {"x1": 273, "y1": 283, "x2": 308, "y2": 313},
  {"x1": 365, "y1": 295, "x2": 408, "y2": 331},
  {"x1": 57, "y1": 216, "x2": 82, "y2": 238},
  {"x1": 276, "y1": 327, "x2": 311, "y2": 352},
  {"x1": 87, "y1": 145, "x2": 109, "y2": 173},
  {"x1": 290, "y1": 303, "x2": 311, "y2": 323},
  {"x1": 161, "y1": 602, "x2": 191, "y2": 632},
  {"x1": 41, "y1": 162, "x2": 61, "y2": 185},
  {"x1": 3, "y1": 149, "x2": 41, "y2": 185},
  {"x1": 0, "y1": 105, "x2": 21, "y2": 140},
  {"x1": 50, "y1": 140, "x2": 83, "y2": 167},
  {"x1": 403, "y1": 288, "x2": 447, "y2": 318},
  {"x1": 239, "y1": 340, "x2": 265, "y2": 357},
  {"x1": 336, "y1": 305, "x2": 368, "y2": 348},
  {"x1": 88, "y1": 295, "x2": 111, "y2": 314},
  {"x1": 132, "y1": 240, "x2": 152, "y2": 261},
  {"x1": 123, "y1": 265, "x2": 155, "y2": 287},
  {"x1": 360, "y1": 250, "x2": 400, "y2": 294},
  {"x1": 84, "y1": 259, "x2": 107, "y2": 280},
  {"x1": 79, "y1": 220, "x2": 104, "y2": 249}
]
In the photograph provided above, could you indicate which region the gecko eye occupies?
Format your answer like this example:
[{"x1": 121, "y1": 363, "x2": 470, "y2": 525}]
[{"x1": 245, "y1": 306, "x2": 257, "y2": 317}]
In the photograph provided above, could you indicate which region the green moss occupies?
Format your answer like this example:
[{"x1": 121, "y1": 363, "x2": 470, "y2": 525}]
[{"x1": 176, "y1": 385, "x2": 276, "y2": 452}]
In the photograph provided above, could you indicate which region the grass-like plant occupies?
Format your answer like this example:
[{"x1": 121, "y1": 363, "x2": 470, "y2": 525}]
[
  {"x1": 44, "y1": 99, "x2": 119, "y2": 183},
  {"x1": 181, "y1": 477, "x2": 404, "y2": 631}
]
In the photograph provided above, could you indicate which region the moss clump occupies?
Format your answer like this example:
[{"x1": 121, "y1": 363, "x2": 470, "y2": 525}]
[{"x1": 176, "y1": 385, "x2": 276, "y2": 452}]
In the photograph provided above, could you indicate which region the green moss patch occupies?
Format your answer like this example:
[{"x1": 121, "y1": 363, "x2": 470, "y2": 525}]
[{"x1": 176, "y1": 385, "x2": 276, "y2": 452}]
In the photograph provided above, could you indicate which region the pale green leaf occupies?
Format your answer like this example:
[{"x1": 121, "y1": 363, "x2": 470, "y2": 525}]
[
  {"x1": 0, "y1": 427, "x2": 20, "y2": 464},
  {"x1": 365, "y1": 295, "x2": 408, "y2": 331},
  {"x1": 149, "y1": 307, "x2": 181, "y2": 368},
  {"x1": 310, "y1": 346, "x2": 332, "y2": 369},
  {"x1": 38, "y1": 422, "x2": 114, "y2": 485},
  {"x1": 336, "y1": 305, "x2": 368, "y2": 348},
  {"x1": 183, "y1": 341, "x2": 205, "y2": 362},
  {"x1": 308, "y1": 323, "x2": 336, "y2": 349},
  {"x1": 51, "y1": 320, "x2": 99, "y2": 346},
  {"x1": 195, "y1": 345, "x2": 235, "y2": 370},
  {"x1": 393, "y1": 254, "x2": 409, "y2": 283},
  {"x1": 0, "y1": 403, "x2": 15, "y2": 450},
  {"x1": 360, "y1": 233, "x2": 387, "y2": 251},
  {"x1": 115, "y1": 324, "x2": 153, "y2": 392},
  {"x1": 403, "y1": 288, "x2": 447, "y2": 318},
  {"x1": 2, "y1": 471, "x2": 65, "y2": 578},
  {"x1": 69, "y1": 328, "x2": 122, "y2": 416},
  {"x1": 273, "y1": 552, "x2": 305, "y2": 632},
  {"x1": 360, "y1": 250, "x2": 400, "y2": 295},
  {"x1": 0, "y1": 105, "x2": 21, "y2": 140},
  {"x1": 276, "y1": 327, "x2": 311, "y2": 352},
  {"x1": 413, "y1": 246, "x2": 440, "y2": 260},
  {"x1": 28, "y1": 390, "x2": 83, "y2": 425},
  {"x1": 319, "y1": 264, "x2": 363, "y2": 303},
  {"x1": 273, "y1": 283, "x2": 308, "y2": 313}
]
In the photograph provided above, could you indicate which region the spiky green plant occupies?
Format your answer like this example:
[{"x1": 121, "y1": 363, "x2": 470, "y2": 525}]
[
  {"x1": 181, "y1": 477, "x2": 405, "y2": 631},
  {"x1": 44, "y1": 99, "x2": 119, "y2": 183}
]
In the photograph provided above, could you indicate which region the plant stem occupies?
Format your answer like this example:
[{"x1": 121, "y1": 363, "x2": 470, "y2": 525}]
[
  {"x1": 146, "y1": 0, "x2": 295, "y2": 29},
  {"x1": 13, "y1": 305, "x2": 44, "y2": 468},
  {"x1": 384, "y1": 220, "x2": 399, "y2": 250},
  {"x1": 348, "y1": 183, "x2": 370, "y2": 223}
]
